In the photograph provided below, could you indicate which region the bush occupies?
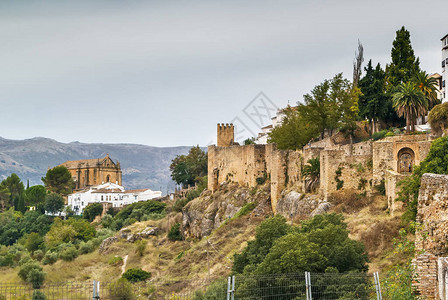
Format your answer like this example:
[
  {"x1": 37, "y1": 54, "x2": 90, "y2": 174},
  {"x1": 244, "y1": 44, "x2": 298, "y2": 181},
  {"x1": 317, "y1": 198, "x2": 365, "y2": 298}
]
[
  {"x1": 32, "y1": 290, "x2": 46, "y2": 300},
  {"x1": 79, "y1": 241, "x2": 94, "y2": 254},
  {"x1": 58, "y1": 245, "x2": 78, "y2": 262},
  {"x1": 42, "y1": 252, "x2": 58, "y2": 265},
  {"x1": 135, "y1": 240, "x2": 146, "y2": 257},
  {"x1": 33, "y1": 250, "x2": 44, "y2": 261},
  {"x1": 167, "y1": 223, "x2": 182, "y2": 241},
  {"x1": 109, "y1": 278, "x2": 135, "y2": 300},
  {"x1": 233, "y1": 203, "x2": 256, "y2": 219},
  {"x1": 18, "y1": 260, "x2": 45, "y2": 288},
  {"x1": 372, "y1": 129, "x2": 388, "y2": 141},
  {"x1": 122, "y1": 268, "x2": 151, "y2": 282},
  {"x1": 108, "y1": 256, "x2": 123, "y2": 266},
  {"x1": 83, "y1": 203, "x2": 103, "y2": 222},
  {"x1": 101, "y1": 214, "x2": 114, "y2": 228}
]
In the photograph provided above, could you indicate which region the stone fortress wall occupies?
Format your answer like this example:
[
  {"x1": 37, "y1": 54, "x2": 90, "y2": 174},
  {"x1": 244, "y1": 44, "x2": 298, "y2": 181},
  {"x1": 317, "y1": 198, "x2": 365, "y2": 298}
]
[
  {"x1": 209, "y1": 124, "x2": 432, "y2": 215},
  {"x1": 414, "y1": 174, "x2": 448, "y2": 299}
]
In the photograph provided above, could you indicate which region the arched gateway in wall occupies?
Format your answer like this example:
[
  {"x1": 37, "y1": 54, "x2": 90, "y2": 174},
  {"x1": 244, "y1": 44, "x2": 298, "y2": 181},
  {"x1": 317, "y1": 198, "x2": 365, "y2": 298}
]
[{"x1": 397, "y1": 147, "x2": 415, "y2": 174}]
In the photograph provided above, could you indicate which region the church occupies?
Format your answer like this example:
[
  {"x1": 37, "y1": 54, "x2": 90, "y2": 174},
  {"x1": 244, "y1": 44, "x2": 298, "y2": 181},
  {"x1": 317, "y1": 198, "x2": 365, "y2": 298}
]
[{"x1": 59, "y1": 154, "x2": 122, "y2": 191}]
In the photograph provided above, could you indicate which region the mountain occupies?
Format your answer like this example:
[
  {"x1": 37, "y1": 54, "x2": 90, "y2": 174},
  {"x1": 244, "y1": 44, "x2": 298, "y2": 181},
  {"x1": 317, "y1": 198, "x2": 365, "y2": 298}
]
[{"x1": 0, "y1": 137, "x2": 195, "y2": 193}]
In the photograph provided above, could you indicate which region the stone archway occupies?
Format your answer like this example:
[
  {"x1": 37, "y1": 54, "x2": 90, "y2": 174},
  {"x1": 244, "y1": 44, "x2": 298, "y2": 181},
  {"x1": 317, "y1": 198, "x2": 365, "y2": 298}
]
[{"x1": 397, "y1": 147, "x2": 415, "y2": 174}]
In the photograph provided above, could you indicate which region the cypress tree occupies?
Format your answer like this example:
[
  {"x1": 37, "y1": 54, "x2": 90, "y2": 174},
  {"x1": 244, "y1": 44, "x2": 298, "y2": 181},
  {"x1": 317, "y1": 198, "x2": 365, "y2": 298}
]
[{"x1": 386, "y1": 26, "x2": 420, "y2": 88}]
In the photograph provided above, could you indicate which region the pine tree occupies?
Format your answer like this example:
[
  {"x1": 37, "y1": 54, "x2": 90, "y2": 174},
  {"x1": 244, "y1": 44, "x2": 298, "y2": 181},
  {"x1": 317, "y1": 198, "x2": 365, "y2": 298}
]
[{"x1": 386, "y1": 26, "x2": 420, "y2": 88}]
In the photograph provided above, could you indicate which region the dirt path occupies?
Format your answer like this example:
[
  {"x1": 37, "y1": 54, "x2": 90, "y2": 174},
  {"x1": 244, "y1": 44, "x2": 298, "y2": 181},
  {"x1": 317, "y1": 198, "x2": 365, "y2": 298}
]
[{"x1": 121, "y1": 254, "x2": 128, "y2": 274}]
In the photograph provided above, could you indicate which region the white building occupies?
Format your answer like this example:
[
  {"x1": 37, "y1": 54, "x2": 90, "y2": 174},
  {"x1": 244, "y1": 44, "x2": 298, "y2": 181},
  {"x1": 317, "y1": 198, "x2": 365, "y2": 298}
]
[
  {"x1": 442, "y1": 34, "x2": 448, "y2": 102},
  {"x1": 255, "y1": 110, "x2": 286, "y2": 144},
  {"x1": 67, "y1": 182, "x2": 162, "y2": 215}
]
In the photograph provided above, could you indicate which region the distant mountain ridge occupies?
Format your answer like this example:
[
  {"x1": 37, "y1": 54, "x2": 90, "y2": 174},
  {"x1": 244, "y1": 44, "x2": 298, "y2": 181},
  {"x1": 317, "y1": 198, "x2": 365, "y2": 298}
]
[{"x1": 0, "y1": 137, "x2": 194, "y2": 193}]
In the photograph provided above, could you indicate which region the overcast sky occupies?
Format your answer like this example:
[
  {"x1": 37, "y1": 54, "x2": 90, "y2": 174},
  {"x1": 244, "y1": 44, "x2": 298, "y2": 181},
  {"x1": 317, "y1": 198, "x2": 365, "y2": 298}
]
[{"x1": 0, "y1": 1, "x2": 446, "y2": 147}]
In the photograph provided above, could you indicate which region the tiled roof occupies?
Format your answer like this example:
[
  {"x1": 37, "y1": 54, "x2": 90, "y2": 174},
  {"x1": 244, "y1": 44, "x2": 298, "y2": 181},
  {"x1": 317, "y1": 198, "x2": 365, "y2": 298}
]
[
  {"x1": 124, "y1": 189, "x2": 149, "y2": 193},
  {"x1": 59, "y1": 155, "x2": 116, "y2": 169}
]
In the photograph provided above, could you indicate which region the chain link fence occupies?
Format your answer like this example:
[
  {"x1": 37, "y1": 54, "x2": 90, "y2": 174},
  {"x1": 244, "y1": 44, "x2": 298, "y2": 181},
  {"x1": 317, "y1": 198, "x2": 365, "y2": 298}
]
[{"x1": 0, "y1": 272, "x2": 383, "y2": 299}]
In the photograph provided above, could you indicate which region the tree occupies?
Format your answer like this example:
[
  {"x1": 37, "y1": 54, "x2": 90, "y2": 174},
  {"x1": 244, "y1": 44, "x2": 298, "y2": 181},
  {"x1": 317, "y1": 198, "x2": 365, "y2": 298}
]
[
  {"x1": 358, "y1": 60, "x2": 390, "y2": 133},
  {"x1": 170, "y1": 146, "x2": 207, "y2": 188},
  {"x1": 302, "y1": 158, "x2": 320, "y2": 193},
  {"x1": 300, "y1": 77, "x2": 340, "y2": 139},
  {"x1": 352, "y1": 40, "x2": 364, "y2": 87},
  {"x1": 233, "y1": 215, "x2": 290, "y2": 273},
  {"x1": 0, "y1": 174, "x2": 24, "y2": 209},
  {"x1": 428, "y1": 102, "x2": 448, "y2": 136},
  {"x1": 413, "y1": 71, "x2": 440, "y2": 110},
  {"x1": 44, "y1": 193, "x2": 65, "y2": 214},
  {"x1": 18, "y1": 259, "x2": 45, "y2": 288},
  {"x1": 24, "y1": 232, "x2": 44, "y2": 253},
  {"x1": 83, "y1": 203, "x2": 103, "y2": 222},
  {"x1": 386, "y1": 26, "x2": 420, "y2": 87},
  {"x1": 392, "y1": 82, "x2": 427, "y2": 133},
  {"x1": 268, "y1": 106, "x2": 318, "y2": 150},
  {"x1": 25, "y1": 185, "x2": 46, "y2": 207},
  {"x1": 42, "y1": 166, "x2": 74, "y2": 196}
]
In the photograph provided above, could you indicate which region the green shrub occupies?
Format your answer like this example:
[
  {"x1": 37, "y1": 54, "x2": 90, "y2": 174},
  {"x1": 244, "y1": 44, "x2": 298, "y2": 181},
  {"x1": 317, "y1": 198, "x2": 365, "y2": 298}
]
[
  {"x1": 18, "y1": 260, "x2": 45, "y2": 288},
  {"x1": 233, "y1": 203, "x2": 256, "y2": 219},
  {"x1": 109, "y1": 278, "x2": 135, "y2": 300},
  {"x1": 101, "y1": 214, "x2": 114, "y2": 228},
  {"x1": 255, "y1": 176, "x2": 266, "y2": 185},
  {"x1": 83, "y1": 203, "x2": 103, "y2": 222},
  {"x1": 167, "y1": 223, "x2": 182, "y2": 241},
  {"x1": 33, "y1": 250, "x2": 44, "y2": 261},
  {"x1": 58, "y1": 245, "x2": 78, "y2": 262},
  {"x1": 135, "y1": 240, "x2": 146, "y2": 257},
  {"x1": 108, "y1": 256, "x2": 123, "y2": 266},
  {"x1": 42, "y1": 252, "x2": 58, "y2": 265},
  {"x1": 122, "y1": 268, "x2": 151, "y2": 282},
  {"x1": 372, "y1": 129, "x2": 388, "y2": 141},
  {"x1": 79, "y1": 241, "x2": 94, "y2": 254},
  {"x1": 32, "y1": 290, "x2": 46, "y2": 300}
]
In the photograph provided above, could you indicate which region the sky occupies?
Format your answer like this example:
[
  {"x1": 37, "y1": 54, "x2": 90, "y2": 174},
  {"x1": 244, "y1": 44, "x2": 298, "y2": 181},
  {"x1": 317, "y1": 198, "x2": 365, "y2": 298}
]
[{"x1": 0, "y1": 0, "x2": 447, "y2": 147}]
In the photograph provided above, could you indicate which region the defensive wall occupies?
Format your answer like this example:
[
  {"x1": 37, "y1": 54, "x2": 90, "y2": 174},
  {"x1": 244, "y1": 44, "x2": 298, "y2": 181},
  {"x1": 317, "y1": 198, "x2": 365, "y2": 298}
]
[
  {"x1": 209, "y1": 124, "x2": 433, "y2": 215},
  {"x1": 414, "y1": 174, "x2": 448, "y2": 299}
]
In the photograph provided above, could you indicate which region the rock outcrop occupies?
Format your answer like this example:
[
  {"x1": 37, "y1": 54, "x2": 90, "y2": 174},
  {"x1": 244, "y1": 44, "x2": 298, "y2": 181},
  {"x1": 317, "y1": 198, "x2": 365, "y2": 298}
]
[
  {"x1": 182, "y1": 182, "x2": 271, "y2": 239},
  {"x1": 119, "y1": 226, "x2": 159, "y2": 242},
  {"x1": 275, "y1": 190, "x2": 328, "y2": 219}
]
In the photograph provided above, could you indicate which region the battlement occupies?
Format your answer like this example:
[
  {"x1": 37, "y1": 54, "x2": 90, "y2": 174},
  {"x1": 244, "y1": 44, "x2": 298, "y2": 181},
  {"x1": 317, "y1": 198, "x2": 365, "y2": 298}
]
[{"x1": 217, "y1": 123, "x2": 235, "y2": 147}]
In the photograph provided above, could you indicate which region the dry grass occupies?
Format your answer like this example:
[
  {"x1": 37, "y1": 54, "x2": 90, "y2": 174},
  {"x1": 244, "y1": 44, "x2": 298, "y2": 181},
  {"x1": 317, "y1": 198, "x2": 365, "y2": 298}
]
[{"x1": 329, "y1": 189, "x2": 373, "y2": 214}]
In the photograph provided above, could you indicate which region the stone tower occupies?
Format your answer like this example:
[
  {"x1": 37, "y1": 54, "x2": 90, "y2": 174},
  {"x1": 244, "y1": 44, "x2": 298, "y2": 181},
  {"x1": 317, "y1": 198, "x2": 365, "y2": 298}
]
[{"x1": 217, "y1": 123, "x2": 234, "y2": 147}]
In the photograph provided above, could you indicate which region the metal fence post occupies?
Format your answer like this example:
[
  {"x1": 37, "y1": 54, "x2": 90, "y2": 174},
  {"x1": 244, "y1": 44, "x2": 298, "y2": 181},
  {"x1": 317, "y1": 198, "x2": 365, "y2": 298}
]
[
  {"x1": 92, "y1": 280, "x2": 97, "y2": 300},
  {"x1": 231, "y1": 275, "x2": 235, "y2": 300},
  {"x1": 374, "y1": 272, "x2": 382, "y2": 300},
  {"x1": 227, "y1": 276, "x2": 231, "y2": 300},
  {"x1": 305, "y1": 272, "x2": 312, "y2": 300}
]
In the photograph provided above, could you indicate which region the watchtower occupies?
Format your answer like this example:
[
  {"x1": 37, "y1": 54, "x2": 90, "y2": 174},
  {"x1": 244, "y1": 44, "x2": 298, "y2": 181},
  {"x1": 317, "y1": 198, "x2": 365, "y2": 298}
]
[{"x1": 217, "y1": 123, "x2": 234, "y2": 147}]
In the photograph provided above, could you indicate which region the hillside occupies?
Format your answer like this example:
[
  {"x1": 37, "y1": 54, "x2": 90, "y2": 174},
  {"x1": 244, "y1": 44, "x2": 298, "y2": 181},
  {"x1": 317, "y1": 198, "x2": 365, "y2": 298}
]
[{"x1": 0, "y1": 137, "x2": 195, "y2": 192}]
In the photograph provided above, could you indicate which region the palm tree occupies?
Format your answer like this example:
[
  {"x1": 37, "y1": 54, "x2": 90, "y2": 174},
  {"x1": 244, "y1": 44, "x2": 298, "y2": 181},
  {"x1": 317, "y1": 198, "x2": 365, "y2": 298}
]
[
  {"x1": 392, "y1": 82, "x2": 428, "y2": 133},
  {"x1": 413, "y1": 71, "x2": 440, "y2": 110},
  {"x1": 302, "y1": 157, "x2": 320, "y2": 193}
]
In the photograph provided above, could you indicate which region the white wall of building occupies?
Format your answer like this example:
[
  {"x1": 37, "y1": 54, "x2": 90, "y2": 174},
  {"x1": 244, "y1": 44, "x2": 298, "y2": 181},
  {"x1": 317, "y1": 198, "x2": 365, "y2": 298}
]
[{"x1": 67, "y1": 182, "x2": 162, "y2": 215}]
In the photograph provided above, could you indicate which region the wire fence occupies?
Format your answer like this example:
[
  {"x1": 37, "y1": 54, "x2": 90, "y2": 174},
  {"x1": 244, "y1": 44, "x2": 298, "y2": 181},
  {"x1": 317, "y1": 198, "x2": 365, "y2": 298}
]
[{"x1": 0, "y1": 272, "x2": 383, "y2": 299}]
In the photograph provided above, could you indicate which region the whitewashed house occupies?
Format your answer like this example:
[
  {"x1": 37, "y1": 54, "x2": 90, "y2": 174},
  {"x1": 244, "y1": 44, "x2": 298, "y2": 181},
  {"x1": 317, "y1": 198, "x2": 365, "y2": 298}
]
[{"x1": 67, "y1": 182, "x2": 162, "y2": 215}]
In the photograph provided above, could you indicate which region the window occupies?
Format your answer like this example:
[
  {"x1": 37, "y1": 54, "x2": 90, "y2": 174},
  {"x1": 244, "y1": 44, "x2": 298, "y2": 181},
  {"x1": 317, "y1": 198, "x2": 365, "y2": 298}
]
[
  {"x1": 443, "y1": 60, "x2": 446, "y2": 68},
  {"x1": 443, "y1": 80, "x2": 446, "y2": 88},
  {"x1": 101, "y1": 195, "x2": 103, "y2": 201}
]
